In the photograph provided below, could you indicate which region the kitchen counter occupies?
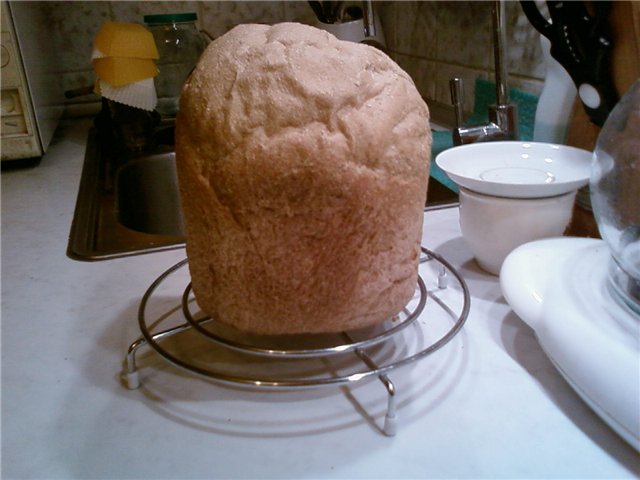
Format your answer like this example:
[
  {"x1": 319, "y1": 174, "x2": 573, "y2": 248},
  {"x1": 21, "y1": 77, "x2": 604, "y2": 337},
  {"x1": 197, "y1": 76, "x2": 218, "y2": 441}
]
[{"x1": 2, "y1": 118, "x2": 638, "y2": 479}]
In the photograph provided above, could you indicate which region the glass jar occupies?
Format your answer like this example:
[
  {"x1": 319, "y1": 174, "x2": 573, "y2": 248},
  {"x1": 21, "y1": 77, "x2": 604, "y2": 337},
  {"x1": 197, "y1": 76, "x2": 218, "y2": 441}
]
[
  {"x1": 144, "y1": 13, "x2": 206, "y2": 117},
  {"x1": 590, "y1": 80, "x2": 640, "y2": 314}
]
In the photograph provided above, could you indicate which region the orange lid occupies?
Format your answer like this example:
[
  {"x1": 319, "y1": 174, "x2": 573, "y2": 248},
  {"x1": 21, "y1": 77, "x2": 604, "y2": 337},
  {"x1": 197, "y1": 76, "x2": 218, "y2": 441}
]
[
  {"x1": 92, "y1": 57, "x2": 158, "y2": 86},
  {"x1": 94, "y1": 21, "x2": 159, "y2": 59}
]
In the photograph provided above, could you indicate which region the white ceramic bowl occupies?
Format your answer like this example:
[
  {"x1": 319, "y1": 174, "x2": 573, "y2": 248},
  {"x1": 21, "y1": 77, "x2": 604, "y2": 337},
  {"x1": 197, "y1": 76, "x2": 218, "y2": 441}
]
[
  {"x1": 459, "y1": 187, "x2": 576, "y2": 275},
  {"x1": 435, "y1": 141, "x2": 592, "y2": 198}
]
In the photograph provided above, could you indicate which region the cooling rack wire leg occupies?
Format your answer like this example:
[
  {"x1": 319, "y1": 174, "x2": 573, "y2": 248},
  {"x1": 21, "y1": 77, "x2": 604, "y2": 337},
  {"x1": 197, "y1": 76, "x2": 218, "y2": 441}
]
[
  {"x1": 123, "y1": 337, "x2": 146, "y2": 389},
  {"x1": 438, "y1": 264, "x2": 448, "y2": 289},
  {"x1": 351, "y1": 343, "x2": 398, "y2": 436},
  {"x1": 379, "y1": 374, "x2": 397, "y2": 436}
]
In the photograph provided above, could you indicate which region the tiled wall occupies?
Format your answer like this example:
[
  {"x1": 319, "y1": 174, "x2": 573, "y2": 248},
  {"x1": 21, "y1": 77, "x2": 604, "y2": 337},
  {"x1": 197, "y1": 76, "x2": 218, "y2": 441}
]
[
  {"x1": 49, "y1": 1, "x2": 545, "y2": 123},
  {"x1": 382, "y1": 1, "x2": 545, "y2": 121}
]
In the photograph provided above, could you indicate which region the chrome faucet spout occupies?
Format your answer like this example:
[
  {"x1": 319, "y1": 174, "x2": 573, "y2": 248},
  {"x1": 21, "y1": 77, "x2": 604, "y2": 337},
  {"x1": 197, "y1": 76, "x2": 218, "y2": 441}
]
[
  {"x1": 450, "y1": 0, "x2": 519, "y2": 146},
  {"x1": 493, "y1": 0, "x2": 508, "y2": 107},
  {"x1": 362, "y1": 0, "x2": 376, "y2": 38}
]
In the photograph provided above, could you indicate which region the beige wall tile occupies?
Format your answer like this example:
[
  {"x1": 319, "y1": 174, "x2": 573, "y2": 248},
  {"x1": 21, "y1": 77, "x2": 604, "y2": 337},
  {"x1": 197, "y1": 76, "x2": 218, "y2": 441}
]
[
  {"x1": 508, "y1": 75, "x2": 544, "y2": 97},
  {"x1": 199, "y1": 1, "x2": 287, "y2": 40},
  {"x1": 395, "y1": 1, "x2": 437, "y2": 59},
  {"x1": 396, "y1": 53, "x2": 436, "y2": 100},
  {"x1": 48, "y1": 1, "x2": 110, "y2": 72},
  {"x1": 52, "y1": 0, "x2": 545, "y2": 111},
  {"x1": 436, "y1": 1, "x2": 493, "y2": 70},
  {"x1": 506, "y1": 2, "x2": 544, "y2": 78},
  {"x1": 283, "y1": 1, "x2": 322, "y2": 24},
  {"x1": 376, "y1": 1, "x2": 396, "y2": 52}
]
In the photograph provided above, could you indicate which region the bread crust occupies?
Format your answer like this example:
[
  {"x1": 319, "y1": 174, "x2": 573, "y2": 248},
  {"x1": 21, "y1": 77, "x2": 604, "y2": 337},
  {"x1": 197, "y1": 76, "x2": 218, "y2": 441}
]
[{"x1": 176, "y1": 23, "x2": 431, "y2": 335}]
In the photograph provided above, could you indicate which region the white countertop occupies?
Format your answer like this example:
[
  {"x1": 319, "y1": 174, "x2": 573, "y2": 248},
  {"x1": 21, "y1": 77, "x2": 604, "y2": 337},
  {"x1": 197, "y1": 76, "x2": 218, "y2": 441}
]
[{"x1": 2, "y1": 118, "x2": 638, "y2": 479}]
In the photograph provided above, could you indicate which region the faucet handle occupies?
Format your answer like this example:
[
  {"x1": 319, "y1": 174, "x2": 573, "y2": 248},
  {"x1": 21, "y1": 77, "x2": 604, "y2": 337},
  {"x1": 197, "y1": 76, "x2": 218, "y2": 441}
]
[{"x1": 449, "y1": 78, "x2": 465, "y2": 128}]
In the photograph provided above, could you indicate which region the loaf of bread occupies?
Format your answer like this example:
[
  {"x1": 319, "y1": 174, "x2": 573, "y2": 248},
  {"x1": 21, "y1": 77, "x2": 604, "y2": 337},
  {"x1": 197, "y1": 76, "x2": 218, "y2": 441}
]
[{"x1": 175, "y1": 22, "x2": 431, "y2": 335}]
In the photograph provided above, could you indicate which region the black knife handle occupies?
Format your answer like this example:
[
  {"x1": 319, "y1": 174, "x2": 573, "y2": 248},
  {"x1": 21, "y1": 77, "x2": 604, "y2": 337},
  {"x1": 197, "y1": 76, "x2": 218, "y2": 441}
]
[{"x1": 520, "y1": 0, "x2": 619, "y2": 126}]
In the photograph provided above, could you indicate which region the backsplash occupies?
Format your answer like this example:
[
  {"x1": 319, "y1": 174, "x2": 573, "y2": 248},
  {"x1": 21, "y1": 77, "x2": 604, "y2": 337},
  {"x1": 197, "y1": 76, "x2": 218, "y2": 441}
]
[{"x1": 47, "y1": 1, "x2": 545, "y2": 123}]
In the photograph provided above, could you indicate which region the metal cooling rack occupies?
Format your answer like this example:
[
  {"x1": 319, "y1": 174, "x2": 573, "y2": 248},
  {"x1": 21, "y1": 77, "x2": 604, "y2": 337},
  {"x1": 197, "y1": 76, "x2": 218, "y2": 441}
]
[{"x1": 122, "y1": 246, "x2": 470, "y2": 436}]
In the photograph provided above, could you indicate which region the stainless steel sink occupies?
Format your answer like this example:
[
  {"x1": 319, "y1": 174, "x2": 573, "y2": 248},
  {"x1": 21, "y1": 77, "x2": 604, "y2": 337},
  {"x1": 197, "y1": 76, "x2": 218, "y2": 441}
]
[
  {"x1": 67, "y1": 126, "x2": 185, "y2": 261},
  {"x1": 116, "y1": 153, "x2": 184, "y2": 237}
]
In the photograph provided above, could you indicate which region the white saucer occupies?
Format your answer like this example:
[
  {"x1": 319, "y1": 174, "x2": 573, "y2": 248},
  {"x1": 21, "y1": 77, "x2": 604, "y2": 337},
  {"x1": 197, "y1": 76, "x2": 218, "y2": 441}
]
[
  {"x1": 435, "y1": 142, "x2": 592, "y2": 198},
  {"x1": 500, "y1": 237, "x2": 640, "y2": 450}
]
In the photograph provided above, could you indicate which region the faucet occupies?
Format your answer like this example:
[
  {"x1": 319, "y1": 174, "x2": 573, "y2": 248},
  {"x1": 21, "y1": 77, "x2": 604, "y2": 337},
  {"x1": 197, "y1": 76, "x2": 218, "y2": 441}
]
[
  {"x1": 362, "y1": 0, "x2": 376, "y2": 38},
  {"x1": 449, "y1": 0, "x2": 519, "y2": 145}
]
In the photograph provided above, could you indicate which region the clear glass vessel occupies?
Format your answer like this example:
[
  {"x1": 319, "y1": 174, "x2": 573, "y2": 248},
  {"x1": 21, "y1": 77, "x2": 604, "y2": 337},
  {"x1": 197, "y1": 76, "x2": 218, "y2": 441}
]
[
  {"x1": 144, "y1": 13, "x2": 207, "y2": 117},
  {"x1": 590, "y1": 80, "x2": 640, "y2": 315}
]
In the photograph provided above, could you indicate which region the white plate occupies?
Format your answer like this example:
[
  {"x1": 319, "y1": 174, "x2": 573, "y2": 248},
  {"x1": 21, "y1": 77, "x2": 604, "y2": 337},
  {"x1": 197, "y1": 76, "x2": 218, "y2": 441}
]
[
  {"x1": 435, "y1": 141, "x2": 592, "y2": 198},
  {"x1": 500, "y1": 237, "x2": 640, "y2": 451}
]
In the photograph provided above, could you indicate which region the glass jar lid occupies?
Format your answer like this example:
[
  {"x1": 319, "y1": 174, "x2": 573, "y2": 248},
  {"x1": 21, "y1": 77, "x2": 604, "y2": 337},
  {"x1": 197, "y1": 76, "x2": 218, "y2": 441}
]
[{"x1": 144, "y1": 13, "x2": 197, "y2": 24}]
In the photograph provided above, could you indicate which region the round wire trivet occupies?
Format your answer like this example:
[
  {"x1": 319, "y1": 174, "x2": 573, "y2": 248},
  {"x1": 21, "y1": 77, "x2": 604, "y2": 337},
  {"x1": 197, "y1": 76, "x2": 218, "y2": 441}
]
[
  {"x1": 123, "y1": 246, "x2": 470, "y2": 436},
  {"x1": 179, "y1": 277, "x2": 428, "y2": 358}
]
